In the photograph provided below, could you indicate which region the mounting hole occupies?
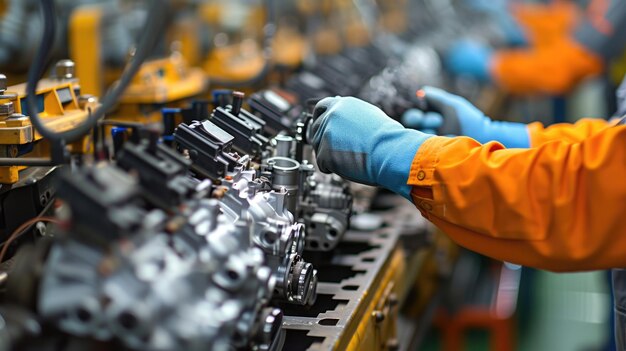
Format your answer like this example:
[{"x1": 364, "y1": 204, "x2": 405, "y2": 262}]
[
  {"x1": 322, "y1": 243, "x2": 330, "y2": 250},
  {"x1": 76, "y1": 308, "x2": 91, "y2": 322},
  {"x1": 318, "y1": 318, "x2": 339, "y2": 326},
  {"x1": 328, "y1": 229, "x2": 338, "y2": 238},
  {"x1": 263, "y1": 231, "x2": 278, "y2": 245},
  {"x1": 309, "y1": 241, "x2": 319, "y2": 249},
  {"x1": 227, "y1": 270, "x2": 240, "y2": 281},
  {"x1": 342, "y1": 285, "x2": 359, "y2": 291},
  {"x1": 118, "y1": 311, "x2": 138, "y2": 330},
  {"x1": 310, "y1": 222, "x2": 317, "y2": 229}
]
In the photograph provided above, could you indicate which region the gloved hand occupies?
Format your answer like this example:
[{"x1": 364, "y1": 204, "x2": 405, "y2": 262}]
[
  {"x1": 309, "y1": 96, "x2": 433, "y2": 200},
  {"x1": 445, "y1": 39, "x2": 493, "y2": 82},
  {"x1": 401, "y1": 86, "x2": 530, "y2": 148}
]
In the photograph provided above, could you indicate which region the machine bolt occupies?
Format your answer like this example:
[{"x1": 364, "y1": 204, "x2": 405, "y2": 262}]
[
  {"x1": 372, "y1": 310, "x2": 385, "y2": 323},
  {"x1": 35, "y1": 222, "x2": 48, "y2": 237},
  {"x1": 0, "y1": 271, "x2": 7, "y2": 288},
  {"x1": 388, "y1": 293, "x2": 399, "y2": 307},
  {"x1": 78, "y1": 95, "x2": 98, "y2": 110},
  {"x1": 0, "y1": 102, "x2": 14, "y2": 119},
  {"x1": 0, "y1": 74, "x2": 7, "y2": 93},
  {"x1": 55, "y1": 59, "x2": 75, "y2": 80},
  {"x1": 387, "y1": 338, "x2": 400, "y2": 350}
]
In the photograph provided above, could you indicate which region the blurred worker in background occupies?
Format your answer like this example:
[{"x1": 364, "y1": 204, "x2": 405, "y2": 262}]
[{"x1": 448, "y1": 0, "x2": 626, "y2": 95}]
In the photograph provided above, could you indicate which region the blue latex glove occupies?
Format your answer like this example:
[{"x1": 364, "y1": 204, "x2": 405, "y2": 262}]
[
  {"x1": 446, "y1": 40, "x2": 493, "y2": 82},
  {"x1": 402, "y1": 86, "x2": 530, "y2": 148},
  {"x1": 310, "y1": 97, "x2": 433, "y2": 200}
]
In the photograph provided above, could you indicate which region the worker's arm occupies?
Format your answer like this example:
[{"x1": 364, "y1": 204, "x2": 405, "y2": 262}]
[
  {"x1": 527, "y1": 118, "x2": 611, "y2": 146},
  {"x1": 312, "y1": 96, "x2": 626, "y2": 272},
  {"x1": 402, "y1": 86, "x2": 611, "y2": 148},
  {"x1": 409, "y1": 125, "x2": 626, "y2": 272}
]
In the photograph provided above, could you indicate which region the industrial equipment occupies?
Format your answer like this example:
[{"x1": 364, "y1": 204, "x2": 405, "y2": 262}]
[{"x1": 0, "y1": 0, "x2": 516, "y2": 350}]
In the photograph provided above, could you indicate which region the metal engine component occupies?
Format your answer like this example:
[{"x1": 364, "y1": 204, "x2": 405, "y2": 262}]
[
  {"x1": 172, "y1": 100, "x2": 320, "y2": 305},
  {"x1": 219, "y1": 167, "x2": 317, "y2": 306},
  {"x1": 248, "y1": 90, "x2": 303, "y2": 136},
  {"x1": 242, "y1": 90, "x2": 355, "y2": 252},
  {"x1": 35, "y1": 166, "x2": 284, "y2": 351},
  {"x1": 299, "y1": 172, "x2": 352, "y2": 251},
  {"x1": 174, "y1": 119, "x2": 245, "y2": 180},
  {"x1": 117, "y1": 136, "x2": 202, "y2": 208},
  {"x1": 210, "y1": 92, "x2": 270, "y2": 159},
  {"x1": 266, "y1": 156, "x2": 300, "y2": 216}
]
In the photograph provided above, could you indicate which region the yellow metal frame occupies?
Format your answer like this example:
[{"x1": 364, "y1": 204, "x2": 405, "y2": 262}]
[
  {"x1": 0, "y1": 79, "x2": 96, "y2": 183},
  {"x1": 69, "y1": 5, "x2": 104, "y2": 97},
  {"x1": 203, "y1": 43, "x2": 266, "y2": 84},
  {"x1": 340, "y1": 245, "x2": 406, "y2": 351},
  {"x1": 107, "y1": 54, "x2": 206, "y2": 126}
]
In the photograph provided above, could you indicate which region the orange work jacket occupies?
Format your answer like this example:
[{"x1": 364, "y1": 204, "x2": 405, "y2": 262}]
[
  {"x1": 490, "y1": 39, "x2": 603, "y2": 95},
  {"x1": 409, "y1": 118, "x2": 626, "y2": 271}
]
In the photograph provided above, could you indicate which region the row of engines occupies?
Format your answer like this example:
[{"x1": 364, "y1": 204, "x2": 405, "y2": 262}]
[{"x1": 4, "y1": 87, "x2": 353, "y2": 350}]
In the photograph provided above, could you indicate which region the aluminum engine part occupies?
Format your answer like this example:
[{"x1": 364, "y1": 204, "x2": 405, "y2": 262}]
[
  {"x1": 299, "y1": 172, "x2": 353, "y2": 251},
  {"x1": 37, "y1": 166, "x2": 284, "y2": 351},
  {"x1": 219, "y1": 168, "x2": 317, "y2": 306},
  {"x1": 266, "y1": 156, "x2": 300, "y2": 216}
]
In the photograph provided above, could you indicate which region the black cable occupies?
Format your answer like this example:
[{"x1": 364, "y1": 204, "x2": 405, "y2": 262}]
[
  {"x1": 209, "y1": 0, "x2": 276, "y2": 88},
  {"x1": 0, "y1": 158, "x2": 57, "y2": 167},
  {"x1": 25, "y1": 0, "x2": 169, "y2": 145}
]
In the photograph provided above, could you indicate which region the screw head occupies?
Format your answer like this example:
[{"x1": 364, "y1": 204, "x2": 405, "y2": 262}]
[
  {"x1": 55, "y1": 59, "x2": 75, "y2": 80},
  {"x1": 0, "y1": 74, "x2": 7, "y2": 92},
  {"x1": 78, "y1": 95, "x2": 98, "y2": 110},
  {"x1": 372, "y1": 310, "x2": 385, "y2": 323}
]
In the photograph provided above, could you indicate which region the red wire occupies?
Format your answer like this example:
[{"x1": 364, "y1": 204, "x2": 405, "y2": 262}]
[{"x1": 0, "y1": 216, "x2": 61, "y2": 262}]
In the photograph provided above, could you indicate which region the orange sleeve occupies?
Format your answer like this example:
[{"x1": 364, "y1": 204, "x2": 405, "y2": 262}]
[
  {"x1": 490, "y1": 38, "x2": 603, "y2": 95},
  {"x1": 409, "y1": 124, "x2": 626, "y2": 272},
  {"x1": 527, "y1": 118, "x2": 611, "y2": 147}
]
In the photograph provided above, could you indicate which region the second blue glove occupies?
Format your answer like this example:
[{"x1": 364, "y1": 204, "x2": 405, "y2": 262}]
[{"x1": 402, "y1": 87, "x2": 530, "y2": 148}]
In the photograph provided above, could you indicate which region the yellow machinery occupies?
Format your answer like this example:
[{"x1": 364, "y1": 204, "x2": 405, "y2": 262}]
[
  {"x1": 200, "y1": 1, "x2": 269, "y2": 85},
  {"x1": 106, "y1": 52, "x2": 207, "y2": 126},
  {"x1": 0, "y1": 60, "x2": 97, "y2": 184},
  {"x1": 200, "y1": 0, "x2": 310, "y2": 86},
  {"x1": 69, "y1": 3, "x2": 207, "y2": 128},
  {"x1": 377, "y1": 0, "x2": 409, "y2": 34},
  {"x1": 68, "y1": 4, "x2": 109, "y2": 97},
  {"x1": 69, "y1": 3, "x2": 207, "y2": 98}
]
